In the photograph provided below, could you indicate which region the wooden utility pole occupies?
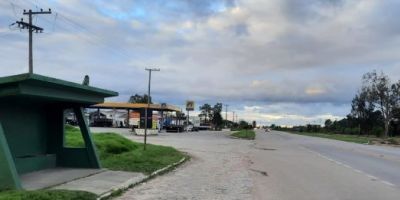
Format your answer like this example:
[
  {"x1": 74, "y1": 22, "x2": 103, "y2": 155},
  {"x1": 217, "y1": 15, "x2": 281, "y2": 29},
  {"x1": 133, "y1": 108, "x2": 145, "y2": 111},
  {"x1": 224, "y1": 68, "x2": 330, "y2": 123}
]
[
  {"x1": 15, "y1": 8, "x2": 52, "y2": 74},
  {"x1": 144, "y1": 68, "x2": 160, "y2": 150},
  {"x1": 224, "y1": 104, "x2": 228, "y2": 127}
]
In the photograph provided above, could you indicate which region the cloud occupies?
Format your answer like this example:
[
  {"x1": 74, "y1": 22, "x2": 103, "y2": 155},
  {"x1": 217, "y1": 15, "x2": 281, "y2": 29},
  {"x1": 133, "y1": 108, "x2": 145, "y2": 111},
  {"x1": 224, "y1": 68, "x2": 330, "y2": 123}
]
[{"x1": 0, "y1": 0, "x2": 399, "y2": 125}]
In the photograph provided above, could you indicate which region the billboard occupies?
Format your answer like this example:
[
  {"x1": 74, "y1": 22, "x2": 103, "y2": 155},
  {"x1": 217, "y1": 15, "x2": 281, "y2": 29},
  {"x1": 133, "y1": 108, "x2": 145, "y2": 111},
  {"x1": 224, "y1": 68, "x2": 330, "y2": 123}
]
[
  {"x1": 186, "y1": 100, "x2": 195, "y2": 111},
  {"x1": 129, "y1": 112, "x2": 140, "y2": 126}
]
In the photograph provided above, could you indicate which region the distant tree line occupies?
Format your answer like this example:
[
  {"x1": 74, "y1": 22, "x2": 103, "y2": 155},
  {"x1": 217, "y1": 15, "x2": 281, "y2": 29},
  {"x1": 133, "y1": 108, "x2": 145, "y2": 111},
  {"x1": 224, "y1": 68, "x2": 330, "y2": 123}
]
[
  {"x1": 198, "y1": 103, "x2": 256, "y2": 130},
  {"x1": 128, "y1": 94, "x2": 152, "y2": 104},
  {"x1": 274, "y1": 71, "x2": 400, "y2": 138},
  {"x1": 198, "y1": 103, "x2": 223, "y2": 130}
]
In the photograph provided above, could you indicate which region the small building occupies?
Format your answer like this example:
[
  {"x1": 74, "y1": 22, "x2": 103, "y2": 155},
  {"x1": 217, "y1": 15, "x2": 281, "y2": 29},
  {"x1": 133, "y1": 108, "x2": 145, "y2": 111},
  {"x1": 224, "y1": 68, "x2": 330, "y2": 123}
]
[
  {"x1": 89, "y1": 110, "x2": 128, "y2": 127},
  {"x1": 0, "y1": 73, "x2": 117, "y2": 190},
  {"x1": 91, "y1": 102, "x2": 181, "y2": 134}
]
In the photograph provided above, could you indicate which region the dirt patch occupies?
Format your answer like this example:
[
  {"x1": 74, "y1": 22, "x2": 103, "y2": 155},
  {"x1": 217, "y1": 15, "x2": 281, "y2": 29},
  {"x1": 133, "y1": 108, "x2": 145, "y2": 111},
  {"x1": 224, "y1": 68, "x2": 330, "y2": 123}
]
[{"x1": 369, "y1": 138, "x2": 400, "y2": 147}]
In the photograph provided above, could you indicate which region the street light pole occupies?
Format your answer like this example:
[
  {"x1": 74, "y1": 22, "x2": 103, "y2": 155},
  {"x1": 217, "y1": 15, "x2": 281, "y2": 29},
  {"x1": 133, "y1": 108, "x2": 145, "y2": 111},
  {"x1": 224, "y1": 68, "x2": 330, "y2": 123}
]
[
  {"x1": 144, "y1": 68, "x2": 160, "y2": 150},
  {"x1": 224, "y1": 104, "x2": 228, "y2": 128}
]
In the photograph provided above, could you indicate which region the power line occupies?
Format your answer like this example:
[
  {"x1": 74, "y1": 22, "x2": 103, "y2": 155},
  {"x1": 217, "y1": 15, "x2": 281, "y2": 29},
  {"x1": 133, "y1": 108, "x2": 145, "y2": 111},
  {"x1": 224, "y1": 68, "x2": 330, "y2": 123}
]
[
  {"x1": 10, "y1": 3, "x2": 18, "y2": 17},
  {"x1": 6, "y1": 0, "x2": 142, "y2": 69},
  {"x1": 8, "y1": 0, "x2": 133, "y2": 57}
]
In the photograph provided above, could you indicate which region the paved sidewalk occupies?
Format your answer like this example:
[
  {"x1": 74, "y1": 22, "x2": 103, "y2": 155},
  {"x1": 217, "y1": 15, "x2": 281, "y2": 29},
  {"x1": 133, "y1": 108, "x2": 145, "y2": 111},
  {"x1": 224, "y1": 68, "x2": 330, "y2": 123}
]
[
  {"x1": 21, "y1": 168, "x2": 104, "y2": 190},
  {"x1": 51, "y1": 170, "x2": 146, "y2": 197},
  {"x1": 101, "y1": 129, "x2": 255, "y2": 200}
]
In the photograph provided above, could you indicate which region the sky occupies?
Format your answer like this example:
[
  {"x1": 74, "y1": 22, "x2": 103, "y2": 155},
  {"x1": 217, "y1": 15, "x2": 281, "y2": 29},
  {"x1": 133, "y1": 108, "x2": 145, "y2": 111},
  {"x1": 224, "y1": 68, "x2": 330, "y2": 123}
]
[{"x1": 1, "y1": 0, "x2": 400, "y2": 126}]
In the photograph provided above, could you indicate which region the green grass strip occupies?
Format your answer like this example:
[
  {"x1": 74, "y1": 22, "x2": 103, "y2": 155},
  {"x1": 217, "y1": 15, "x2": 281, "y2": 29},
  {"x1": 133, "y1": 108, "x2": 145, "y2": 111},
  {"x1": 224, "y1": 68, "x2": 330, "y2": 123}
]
[
  {"x1": 231, "y1": 130, "x2": 256, "y2": 140},
  {"x1": 65, "y1": 125, "x2": 186, "y2": 174},
  {"x1": 0, "y1": 190, "x2": 96, "y2": 200},
  {"x1": 288, "y1": 131, "x2": 370, "y2": 144}
]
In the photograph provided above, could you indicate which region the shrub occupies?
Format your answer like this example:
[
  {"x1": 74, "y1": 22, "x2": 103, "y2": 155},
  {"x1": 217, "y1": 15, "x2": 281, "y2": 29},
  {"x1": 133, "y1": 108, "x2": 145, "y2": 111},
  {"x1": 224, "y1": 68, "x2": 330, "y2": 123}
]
[
  {"x1": 371, "y1": 126, "x2": 384, "y2": 137},
  {"x1": 93, "y1": 133, "x2": 138, "y2": 155}
]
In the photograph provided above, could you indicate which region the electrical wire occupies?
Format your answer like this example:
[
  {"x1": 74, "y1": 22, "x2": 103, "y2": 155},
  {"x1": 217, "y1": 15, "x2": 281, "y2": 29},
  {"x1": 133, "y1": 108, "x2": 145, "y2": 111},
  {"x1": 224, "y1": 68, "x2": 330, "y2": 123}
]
[{"x1": 5, "y1": 0, "x2": 138, "y2": 63}]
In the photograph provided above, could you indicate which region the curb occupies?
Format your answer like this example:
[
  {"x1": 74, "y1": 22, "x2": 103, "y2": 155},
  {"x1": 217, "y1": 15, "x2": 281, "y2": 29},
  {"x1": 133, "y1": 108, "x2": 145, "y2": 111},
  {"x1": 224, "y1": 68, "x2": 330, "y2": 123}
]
[{"x1": 98, "y1": 156, "x2": 188, "y2": 200}]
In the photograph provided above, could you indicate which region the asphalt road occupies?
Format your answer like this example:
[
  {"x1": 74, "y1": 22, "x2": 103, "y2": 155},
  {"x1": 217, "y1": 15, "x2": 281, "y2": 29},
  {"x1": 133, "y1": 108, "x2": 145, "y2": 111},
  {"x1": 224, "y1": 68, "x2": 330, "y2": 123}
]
[
  {"x1": 91, "y1": 128, "x2": 400, "y2": 200},
  {"x1": 250, "y1": 130, "x2": 400, "y2": 200}
]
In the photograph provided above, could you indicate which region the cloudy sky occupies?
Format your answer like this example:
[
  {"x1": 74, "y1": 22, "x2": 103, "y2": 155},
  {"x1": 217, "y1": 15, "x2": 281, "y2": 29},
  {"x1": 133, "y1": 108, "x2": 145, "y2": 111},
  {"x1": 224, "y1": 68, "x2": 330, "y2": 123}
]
[{"x1": 1, "y1": 0, "x2": 400, "y2": 126}]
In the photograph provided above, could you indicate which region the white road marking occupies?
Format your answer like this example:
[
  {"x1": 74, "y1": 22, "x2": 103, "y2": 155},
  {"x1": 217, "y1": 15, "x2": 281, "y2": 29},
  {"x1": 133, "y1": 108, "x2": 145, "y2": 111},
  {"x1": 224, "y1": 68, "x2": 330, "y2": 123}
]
[{"x1": 302, "y1": 146, "x2": 397, "y2": 188}]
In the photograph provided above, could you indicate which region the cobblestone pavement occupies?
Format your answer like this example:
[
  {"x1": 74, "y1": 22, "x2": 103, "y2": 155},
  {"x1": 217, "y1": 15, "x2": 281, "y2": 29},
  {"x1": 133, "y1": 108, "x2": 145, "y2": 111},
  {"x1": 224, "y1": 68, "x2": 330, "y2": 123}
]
[{"x1": 91, "y1": 129, "x2": 254, "y2": 200}]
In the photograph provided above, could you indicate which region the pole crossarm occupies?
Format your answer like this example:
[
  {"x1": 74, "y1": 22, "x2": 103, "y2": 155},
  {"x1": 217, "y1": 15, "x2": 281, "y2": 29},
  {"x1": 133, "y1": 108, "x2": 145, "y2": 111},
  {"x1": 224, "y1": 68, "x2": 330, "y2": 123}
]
[
  {"x1": 23, "y1": 9, "x2": 52, "y2": 15},
  {"x1": 15, "y1": 20, "x2": 43, "y2": 32}
]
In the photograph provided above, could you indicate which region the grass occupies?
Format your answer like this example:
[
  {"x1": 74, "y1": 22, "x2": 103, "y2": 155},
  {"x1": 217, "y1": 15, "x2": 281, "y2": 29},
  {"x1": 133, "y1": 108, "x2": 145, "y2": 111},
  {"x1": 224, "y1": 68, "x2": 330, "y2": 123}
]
[
  {"x1": 65, "y1": 125, "x2": 186, "y2": 174},
  {"x1": 0, "y1": 190, "x2": 96, "y2": 200},
  {"x1": 0, "y1": 126, "x2": 186, "y2": 200},
  {"x1": 285, "y1": 130, "x2": 400, "y2": 146},
  {"x1": 231, "y1": 130, "x2": 256, "y2": 140},
  {"x1": 288, "y1": 131, "x2": 370, "y2": 144}
]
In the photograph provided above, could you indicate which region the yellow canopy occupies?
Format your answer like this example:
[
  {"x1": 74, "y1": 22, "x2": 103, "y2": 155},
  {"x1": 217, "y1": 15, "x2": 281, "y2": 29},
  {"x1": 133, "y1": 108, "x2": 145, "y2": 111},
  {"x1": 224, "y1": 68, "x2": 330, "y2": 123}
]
[{"x1": 91, "y1": 102, "x2": 181, "y2": 112}]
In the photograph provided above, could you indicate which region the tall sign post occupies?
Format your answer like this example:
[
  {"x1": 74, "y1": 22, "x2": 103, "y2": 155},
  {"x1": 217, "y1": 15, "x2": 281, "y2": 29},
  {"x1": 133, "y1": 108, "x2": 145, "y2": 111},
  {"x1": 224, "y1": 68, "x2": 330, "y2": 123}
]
[{"x1": 186, "y1": 100, "x2": 195, "y2": 132}]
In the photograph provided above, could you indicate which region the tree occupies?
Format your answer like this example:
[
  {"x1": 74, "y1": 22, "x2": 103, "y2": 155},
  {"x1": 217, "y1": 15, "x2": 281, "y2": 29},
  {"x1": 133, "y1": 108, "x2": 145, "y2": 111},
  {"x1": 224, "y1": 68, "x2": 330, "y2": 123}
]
[
  {"x1": 211, "y1": 103, "x2": 223, "y2": 129},
  {"x1": 128, "y1": 94, "x2": 152, "y2": 104},
  {"x1": 199, "y1": 103, "x2": 212, "y2": 123},
  {"x1": 362, "y1": 71, "x2": 399, "y2": 138},
  {"x1": 391, "y1": 107, "x2": 400, "y2": 137},
  {"x1": 324, "y1": 119, "x2": 333, "y2": 129},
  {"x1": 212, "y1": 112, "x2": 223, "y2": 129},
  {"x1": 351, "y1": 90, "x2": 375, "y2": 135},
  {"x1": 213, "y1": 103, "x2": 223, "y2": 113},
  {"x1": 239, "y1": 120, "x2": 250, "y2": 129}
]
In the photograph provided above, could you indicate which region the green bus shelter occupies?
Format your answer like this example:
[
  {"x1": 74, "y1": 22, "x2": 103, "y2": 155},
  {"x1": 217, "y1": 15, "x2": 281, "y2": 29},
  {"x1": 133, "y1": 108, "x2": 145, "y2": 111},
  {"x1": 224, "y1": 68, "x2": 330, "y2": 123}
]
[{"x1": 0, "y1": 73, "x2": 118, "y2": 190}]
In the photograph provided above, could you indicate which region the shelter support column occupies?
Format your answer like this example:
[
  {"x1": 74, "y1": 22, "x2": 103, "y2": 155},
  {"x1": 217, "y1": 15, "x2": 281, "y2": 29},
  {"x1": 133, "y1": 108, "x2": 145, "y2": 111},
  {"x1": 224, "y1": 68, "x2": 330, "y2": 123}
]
[
  {"x1": 73, "y1": 107, "x2": 101, "y2": 168},
  {"x1": 127, "y1": 109, "x2": 130, "y2": 128},
  {"x1": 0, "y1": 122, "x2": 21, "y2": 189}
]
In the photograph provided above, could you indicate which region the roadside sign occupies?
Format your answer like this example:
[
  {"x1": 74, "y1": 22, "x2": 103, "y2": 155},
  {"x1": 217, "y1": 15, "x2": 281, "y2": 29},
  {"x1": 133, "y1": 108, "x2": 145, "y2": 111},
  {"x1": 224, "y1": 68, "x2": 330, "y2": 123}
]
[{"x1": 186, "y1": 100, "x2": 195, "y2": 111}]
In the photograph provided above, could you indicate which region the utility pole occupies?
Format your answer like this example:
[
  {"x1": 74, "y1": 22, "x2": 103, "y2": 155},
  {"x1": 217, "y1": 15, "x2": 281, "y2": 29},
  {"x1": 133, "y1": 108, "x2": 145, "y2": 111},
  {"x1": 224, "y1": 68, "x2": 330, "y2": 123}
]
[
  {"x1": 186, "y1": 109, "x2": 189, "y2": 132},
  {"x1": 144, "y1": 68, "x2": 160, "y2": 150},
  {"x1": 224, "y1": 104, "x2": 228, "y2": 128},
  {"x1": 232, "y1": 111, "x2": 235, "y2": 123},
  {"x1": 14, "y1": 8, "x2": 52, "y2": 74}
]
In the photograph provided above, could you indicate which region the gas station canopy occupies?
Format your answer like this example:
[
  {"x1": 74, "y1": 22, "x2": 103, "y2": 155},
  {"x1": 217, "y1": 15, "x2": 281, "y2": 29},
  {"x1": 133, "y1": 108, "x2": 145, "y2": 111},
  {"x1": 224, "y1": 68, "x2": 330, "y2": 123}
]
[{"x1": 92, "y1": 102, "x2": 181, "y2": 112}]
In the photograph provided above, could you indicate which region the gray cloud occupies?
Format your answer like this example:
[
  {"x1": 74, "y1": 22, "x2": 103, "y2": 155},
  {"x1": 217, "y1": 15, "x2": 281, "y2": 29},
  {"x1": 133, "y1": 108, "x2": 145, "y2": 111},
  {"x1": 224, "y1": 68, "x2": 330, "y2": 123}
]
[
  {"x1": 281, "y1": 0, "x2": 344, "y2": 23},
  {"x1": 1, "y1": 0, "x2": 399, "y2": 125}
]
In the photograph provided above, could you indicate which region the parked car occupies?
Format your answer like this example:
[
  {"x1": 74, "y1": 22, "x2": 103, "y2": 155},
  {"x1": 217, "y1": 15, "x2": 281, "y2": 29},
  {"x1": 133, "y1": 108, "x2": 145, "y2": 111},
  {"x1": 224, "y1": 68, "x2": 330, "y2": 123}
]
[{"x1": 185, "y1": 125, "x2": 199, "y2": 132}]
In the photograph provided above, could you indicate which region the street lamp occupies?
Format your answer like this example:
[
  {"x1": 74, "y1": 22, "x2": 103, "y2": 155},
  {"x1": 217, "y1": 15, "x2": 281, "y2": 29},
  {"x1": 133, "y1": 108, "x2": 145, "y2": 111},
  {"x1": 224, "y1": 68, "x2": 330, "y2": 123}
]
[
  {"x1": 224, "y1": 104, "x2": 229, "y2": 128},
  {"x1": 144, "y1": 68, "x2": 160, "y2": 150}
]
